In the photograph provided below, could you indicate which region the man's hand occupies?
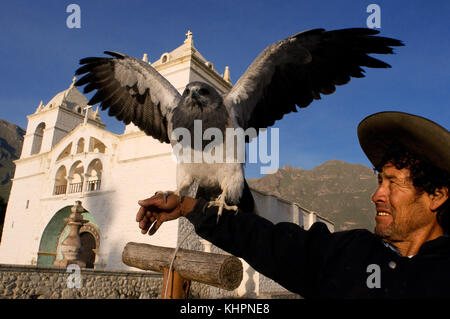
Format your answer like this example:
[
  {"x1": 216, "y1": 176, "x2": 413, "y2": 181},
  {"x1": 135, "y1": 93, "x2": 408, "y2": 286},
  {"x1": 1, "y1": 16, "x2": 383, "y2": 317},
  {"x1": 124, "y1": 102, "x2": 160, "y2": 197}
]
[{"x1": 136, "y1": 192, "x2": 197, "y2": 235}]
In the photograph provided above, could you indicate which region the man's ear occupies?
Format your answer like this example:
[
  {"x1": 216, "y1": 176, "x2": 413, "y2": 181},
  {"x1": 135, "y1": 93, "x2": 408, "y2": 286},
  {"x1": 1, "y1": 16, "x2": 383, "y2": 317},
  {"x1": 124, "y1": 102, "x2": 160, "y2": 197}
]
[{"x1": 429, "y1": 187, "x2": 449, "y2": 212}]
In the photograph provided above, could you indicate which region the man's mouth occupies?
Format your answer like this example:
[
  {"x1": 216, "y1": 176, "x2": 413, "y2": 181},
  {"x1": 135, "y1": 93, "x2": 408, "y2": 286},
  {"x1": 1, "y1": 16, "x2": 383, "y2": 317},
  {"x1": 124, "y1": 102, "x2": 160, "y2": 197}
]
[
  {"x1": 375, "y1": 204, "x2": 391, "y2": 217},
  {"x1": 375, "y1": 207, "x2": 392, "y2": 218},
  {"x1": 377, "y1": 212, "x2": 390, "y2": 216}
]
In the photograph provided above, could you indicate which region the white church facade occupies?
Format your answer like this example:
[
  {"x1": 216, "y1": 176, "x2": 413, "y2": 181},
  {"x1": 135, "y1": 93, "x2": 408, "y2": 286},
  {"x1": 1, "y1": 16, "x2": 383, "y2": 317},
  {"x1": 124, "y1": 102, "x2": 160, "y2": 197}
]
[{"x1": 0, "y1": 31, "x2": 333, "y2": 297}]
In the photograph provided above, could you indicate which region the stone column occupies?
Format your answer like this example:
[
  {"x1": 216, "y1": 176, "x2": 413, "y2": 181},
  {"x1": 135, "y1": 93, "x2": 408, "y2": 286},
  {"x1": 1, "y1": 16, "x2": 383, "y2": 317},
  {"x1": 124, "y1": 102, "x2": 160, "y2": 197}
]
[
  {"x1": 83, "y1": 173, "x2": 91, "y2": 192},
  {"x1": 53, "y1": 201, "x2": 88, "y2": 268},
  {"x1": 67, "y1": 176, "x2": 74, "y2": 194}
]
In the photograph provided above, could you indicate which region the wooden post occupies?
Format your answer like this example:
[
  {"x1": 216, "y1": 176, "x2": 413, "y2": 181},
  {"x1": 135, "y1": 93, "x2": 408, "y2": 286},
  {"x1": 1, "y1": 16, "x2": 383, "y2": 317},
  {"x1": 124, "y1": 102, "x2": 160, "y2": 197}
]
[
  {"x1": 122, "y1": 242, "x2": 243, "y2": 291},
  {"x1": 160, "y1": 268, "x2": 191, "y2": 299}
]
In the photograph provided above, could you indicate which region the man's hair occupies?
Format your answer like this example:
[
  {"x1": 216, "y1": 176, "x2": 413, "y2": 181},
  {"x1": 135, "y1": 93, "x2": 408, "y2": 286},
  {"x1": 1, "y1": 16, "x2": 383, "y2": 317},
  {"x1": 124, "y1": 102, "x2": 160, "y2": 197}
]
[{"x1": 376, "y1": 143, "x2": 450, "y2": 233}]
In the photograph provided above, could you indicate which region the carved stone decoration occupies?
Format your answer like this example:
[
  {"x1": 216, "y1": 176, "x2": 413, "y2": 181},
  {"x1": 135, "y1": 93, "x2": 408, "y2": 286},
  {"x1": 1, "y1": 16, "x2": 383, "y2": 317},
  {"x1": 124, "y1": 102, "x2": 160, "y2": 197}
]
[
  {"x1": 79, "y1": 223, "x2": 101, "y2": 252},
  {"x1": 53, "y1": 201, "x2": 89, "y2": 268},
  {"x1": 79, "y1": 223, "x2": 101, "y2": 267}
]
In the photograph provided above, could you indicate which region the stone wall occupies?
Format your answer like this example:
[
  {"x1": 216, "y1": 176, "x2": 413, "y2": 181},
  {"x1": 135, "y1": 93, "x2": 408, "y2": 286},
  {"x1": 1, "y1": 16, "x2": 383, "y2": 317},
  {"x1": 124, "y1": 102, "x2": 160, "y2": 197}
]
[
  {"x1": 0, "y1": 264, "x2": 162, "y2": 299},
  {"x1": 0, "y1": 263, "x2": 301, "y2": 299}
]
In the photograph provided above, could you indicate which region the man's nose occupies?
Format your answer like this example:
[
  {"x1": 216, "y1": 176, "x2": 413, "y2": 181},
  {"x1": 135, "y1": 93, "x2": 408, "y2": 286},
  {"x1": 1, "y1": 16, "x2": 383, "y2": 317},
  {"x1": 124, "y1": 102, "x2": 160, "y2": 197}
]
[{"x1": 372, "y1": 183, "x2": 387, "y2": 203}]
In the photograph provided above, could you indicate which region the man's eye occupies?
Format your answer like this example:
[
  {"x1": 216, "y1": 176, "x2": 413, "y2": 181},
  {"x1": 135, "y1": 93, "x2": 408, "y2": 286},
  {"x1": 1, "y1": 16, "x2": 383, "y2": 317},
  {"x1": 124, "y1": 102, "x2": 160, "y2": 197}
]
[{"x1": 388, "y1": 179, "x2": 401, "y2": 189}]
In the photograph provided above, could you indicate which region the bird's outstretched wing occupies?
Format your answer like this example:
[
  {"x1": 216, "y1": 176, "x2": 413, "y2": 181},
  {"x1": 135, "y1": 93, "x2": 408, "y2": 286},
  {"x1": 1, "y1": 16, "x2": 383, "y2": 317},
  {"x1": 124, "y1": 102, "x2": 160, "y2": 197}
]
[
  {"x1": 75, "y1": 51, "x2": 181, "y2": 143},
  {"x1": 224, "y1": 28, "x2": 403, "y2": 131}
]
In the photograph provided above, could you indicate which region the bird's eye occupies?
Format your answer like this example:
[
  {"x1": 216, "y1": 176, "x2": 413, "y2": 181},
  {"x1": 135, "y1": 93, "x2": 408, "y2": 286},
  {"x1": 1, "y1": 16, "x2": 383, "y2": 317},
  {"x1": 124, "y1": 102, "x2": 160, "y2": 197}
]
[
  {"x1": 185, "y1": 88, "x2": 190, "y2": 95},
  {"x1": 198, "y1": 88, "x2": 209, "y2": 96}
]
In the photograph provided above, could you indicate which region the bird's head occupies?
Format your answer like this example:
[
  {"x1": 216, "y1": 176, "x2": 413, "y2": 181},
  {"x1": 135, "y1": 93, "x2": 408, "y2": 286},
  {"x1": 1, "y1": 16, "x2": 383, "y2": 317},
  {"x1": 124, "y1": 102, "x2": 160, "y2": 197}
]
[{"x1": 181, "y1": 82, "x2": 223, "y2": 111}]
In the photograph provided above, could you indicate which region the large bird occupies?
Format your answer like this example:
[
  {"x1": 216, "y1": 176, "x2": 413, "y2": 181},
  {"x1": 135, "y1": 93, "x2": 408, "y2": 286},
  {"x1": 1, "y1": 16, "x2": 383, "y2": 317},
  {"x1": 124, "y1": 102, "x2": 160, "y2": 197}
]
[{"x1": 75, "y1": 28, "x2": 403, "y2": 218}]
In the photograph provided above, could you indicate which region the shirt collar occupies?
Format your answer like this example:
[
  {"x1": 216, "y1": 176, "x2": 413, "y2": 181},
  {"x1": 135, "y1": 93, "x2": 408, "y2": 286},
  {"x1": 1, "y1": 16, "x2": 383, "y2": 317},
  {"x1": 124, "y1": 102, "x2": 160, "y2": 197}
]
[
  {"x1": 382, "y1": 240, "x2": 411, "y2": 257},
  {"x1": 382, "y1": 234, "x2": 450, "y2": 258}
]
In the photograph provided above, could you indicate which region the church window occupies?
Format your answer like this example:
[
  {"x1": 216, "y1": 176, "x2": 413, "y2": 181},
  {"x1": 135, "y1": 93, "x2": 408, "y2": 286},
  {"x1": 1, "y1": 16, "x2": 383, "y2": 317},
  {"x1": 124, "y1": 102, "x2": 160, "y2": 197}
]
[
  {"x1": 88, "y1": 137, "x2": 106, "y2": 153},
  {"x1": 68, "y1": 161, "x2": 84, "y2": 193},
  {"x1": 26, "y1": 200, "x2": 30, "y2": 209},
  {"x1": 76, "y1": 138, "x2": 85, "y2": 153},
  {"x1": 54, "y1": 166, "x2": 68, "y2": 195},
  {"x1": 86, "y1": 159, "x2": 102, "y2": 192},
  {"x1": 161, "y1": 53, "x2": 170, "y2": 64},
  {"x1": 30, "y1": 122, "x2": 46, "y2": 155},
  {"x1": 56, "y1": 143, "x2": 72, "y2": 161}
]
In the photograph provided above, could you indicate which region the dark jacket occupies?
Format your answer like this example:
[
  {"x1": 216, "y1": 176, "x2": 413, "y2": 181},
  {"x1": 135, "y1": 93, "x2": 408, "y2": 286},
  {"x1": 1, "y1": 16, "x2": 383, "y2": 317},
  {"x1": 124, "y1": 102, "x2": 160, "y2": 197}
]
[{"x1": 186, "y1": 199, "x2": 450, "y2": 298}]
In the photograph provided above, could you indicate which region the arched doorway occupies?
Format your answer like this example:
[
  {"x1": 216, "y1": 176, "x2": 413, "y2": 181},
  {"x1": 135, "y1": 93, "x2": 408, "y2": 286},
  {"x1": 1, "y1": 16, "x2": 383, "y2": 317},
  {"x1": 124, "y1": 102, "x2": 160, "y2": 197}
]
[
  {"x1": 79, "y1": 232, "x2": 96, "y2": 268},
  {"x1": 37, "y1": 206, "x2": 71, "y2": 266},
  {"x1": 37, "y1": 205, "x2": 100, "y2": 267}
]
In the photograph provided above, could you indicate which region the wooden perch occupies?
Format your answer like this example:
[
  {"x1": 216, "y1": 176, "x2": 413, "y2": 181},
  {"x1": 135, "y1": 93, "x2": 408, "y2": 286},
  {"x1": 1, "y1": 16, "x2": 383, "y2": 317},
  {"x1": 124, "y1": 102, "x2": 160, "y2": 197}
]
[{"x1": 122, "y1": 242, "x2": 243, "y2": 291}]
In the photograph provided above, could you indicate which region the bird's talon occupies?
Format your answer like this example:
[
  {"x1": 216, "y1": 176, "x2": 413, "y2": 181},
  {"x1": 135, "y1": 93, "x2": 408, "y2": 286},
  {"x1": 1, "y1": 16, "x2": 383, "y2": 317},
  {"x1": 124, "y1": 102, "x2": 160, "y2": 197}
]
[{"x1": 208, "y1": 198, "x2": 238, "y2": 224}]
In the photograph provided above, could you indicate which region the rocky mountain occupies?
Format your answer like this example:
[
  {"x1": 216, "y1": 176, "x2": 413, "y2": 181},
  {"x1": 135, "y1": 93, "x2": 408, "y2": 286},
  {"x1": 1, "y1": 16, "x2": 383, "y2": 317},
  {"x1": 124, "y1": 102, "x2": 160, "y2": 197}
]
[
  {"x1": 248, "y1": 160, "x2": 379, "y2": 232},
  {"x1": 0, "y1": 119, "x2": 25, "y2": 201}
]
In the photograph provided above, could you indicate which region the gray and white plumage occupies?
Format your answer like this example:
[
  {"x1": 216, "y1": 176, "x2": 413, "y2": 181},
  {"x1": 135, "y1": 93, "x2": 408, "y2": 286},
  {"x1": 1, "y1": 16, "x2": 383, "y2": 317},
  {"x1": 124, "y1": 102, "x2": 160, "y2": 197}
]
[{"x1": 74, "y1": 28, "x2": 403, "y2": 215}]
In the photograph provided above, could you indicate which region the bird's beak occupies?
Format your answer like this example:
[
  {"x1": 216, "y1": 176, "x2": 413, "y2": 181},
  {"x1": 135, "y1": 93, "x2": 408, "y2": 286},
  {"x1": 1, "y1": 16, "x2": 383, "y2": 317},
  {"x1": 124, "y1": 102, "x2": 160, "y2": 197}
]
[
  {"x1": 191, "y1": 91, "x2": 200, "y2": 101},
  {"x1": 190, "y1": 91, "x2": 203, "y2": 109}
]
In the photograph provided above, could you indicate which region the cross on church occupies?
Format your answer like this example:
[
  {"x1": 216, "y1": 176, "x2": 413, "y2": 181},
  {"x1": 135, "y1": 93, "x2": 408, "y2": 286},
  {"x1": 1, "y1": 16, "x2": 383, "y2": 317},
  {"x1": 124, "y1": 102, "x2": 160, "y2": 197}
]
[
  {"x1": 83, "y1": 104, "x2": 93, "y2": 124},
  {"x1": 184, "y1": 29, "x2": 193, "y2": 44},
  {"x1": 70, "y1": 76, "x2": 77, "y2": 89}
]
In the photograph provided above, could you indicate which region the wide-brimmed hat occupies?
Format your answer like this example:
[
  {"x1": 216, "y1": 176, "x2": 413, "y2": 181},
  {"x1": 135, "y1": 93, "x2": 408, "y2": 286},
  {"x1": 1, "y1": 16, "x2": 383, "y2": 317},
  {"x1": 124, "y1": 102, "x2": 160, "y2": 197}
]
[{"x1": 357, "y1": 111, "x2": 450, "y2": 173}]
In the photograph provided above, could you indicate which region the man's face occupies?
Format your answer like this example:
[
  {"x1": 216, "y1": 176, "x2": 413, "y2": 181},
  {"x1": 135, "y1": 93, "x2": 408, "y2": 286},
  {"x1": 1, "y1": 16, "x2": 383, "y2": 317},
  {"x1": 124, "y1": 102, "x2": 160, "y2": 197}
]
[{"x1": 372, "y1": 163, "x2": 435, "y2": 242}]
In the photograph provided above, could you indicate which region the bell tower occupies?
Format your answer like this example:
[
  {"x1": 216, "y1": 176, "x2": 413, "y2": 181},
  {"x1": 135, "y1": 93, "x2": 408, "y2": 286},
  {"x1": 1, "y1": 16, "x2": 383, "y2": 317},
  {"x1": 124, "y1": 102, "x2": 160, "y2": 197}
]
[{"x1": 21, "y1": 77, "x2": 104, "y2": 158}]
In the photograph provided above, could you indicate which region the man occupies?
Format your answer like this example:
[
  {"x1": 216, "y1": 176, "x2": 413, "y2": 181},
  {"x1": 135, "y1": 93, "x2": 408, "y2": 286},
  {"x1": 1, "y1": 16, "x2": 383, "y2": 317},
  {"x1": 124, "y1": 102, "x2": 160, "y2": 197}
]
[{"x1": 136, "y1": 111, "x2": 449, "y2": 298}]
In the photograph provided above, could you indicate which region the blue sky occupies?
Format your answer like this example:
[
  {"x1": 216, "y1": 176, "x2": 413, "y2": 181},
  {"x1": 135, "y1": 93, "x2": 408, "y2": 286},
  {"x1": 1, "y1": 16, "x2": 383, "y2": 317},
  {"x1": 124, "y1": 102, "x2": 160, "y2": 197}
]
[{"x1": 0, "y1": 0, "x2": 448, "y2": 178}]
